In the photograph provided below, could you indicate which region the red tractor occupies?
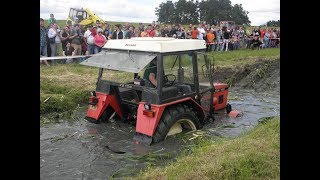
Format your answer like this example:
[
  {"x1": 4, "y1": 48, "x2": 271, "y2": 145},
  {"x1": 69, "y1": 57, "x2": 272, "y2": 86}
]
[{"x1": 81, "y1": 37, "x2": 237, "y2": 144}]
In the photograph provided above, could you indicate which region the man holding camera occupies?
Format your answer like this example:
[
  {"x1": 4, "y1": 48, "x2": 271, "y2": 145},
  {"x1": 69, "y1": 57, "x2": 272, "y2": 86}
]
[{"x1": 48, "y1": 22, "x2": 62, "y2": 64}]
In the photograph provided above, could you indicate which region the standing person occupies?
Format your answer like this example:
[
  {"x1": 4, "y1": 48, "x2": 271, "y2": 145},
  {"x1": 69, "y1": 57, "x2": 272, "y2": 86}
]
[
  {"x1": 60, "y1": 26, "x2": 70, "y2": 53},
  {"x1": 95, "y1": 20, "x2": 103, "y2": 29},
  {"x1": 161, "y1": 26, "x2": 170, "y2": 37},
  {"x1": 94, "y1": 28, "x2": 107, "y2": 54},
  {"x1": 112, "y1": 24, "x2": 124, "y2": 39},
  {"x1": 197, "y1": 24, "x2": 205, "y2": 40},
  {"x1": 69, "y1": 24, "x2": 82, "y2": 62},
  {"x1": 48, "y1": 14, "x2": 56, "y2": 25},
  {"x1": 223, "y1": 28, "x2": 231, "y2": 51},
  {"x1": 103, "y1": 23, "x2": 112, "y2": 40},
  {"x1": 147, "y1": 24, "x2": 155, "y2": 37},
  {"x1": 84, "y1": 25, "x2": 95, "y2": 55},
  {"x1": 263, "y1": 29, "x2": 271, "y2": 48},
  {"x1": 125, "y1": 26, "x2": 135, "y2": 39},
  {"x1": 141, "y1": 27, "x2": 148, "y2": 37},
  {"x1": 40, "y1": 18, "x2": 50, "y2": 66},
  {"x1": 48, "y1": 22, "x2": 62, "y2": 63},
  {"x1": 154, "y1": 25, "x2": 161, "y2": 37},
  {"x1": 138, "y1": 23, "x2": 145, "y2": 37},
  {"x1": 238, "y1": 26, "x2": 245, "y2": 48},
  {"x1": 186, "y1": 25, "x2": 192, "y2": 39},
  {"x1": 205, "y1": 29, "x2": 215, "y2": 52},
  {"x1": 215, "y1": 28, "x2": 223, "y2": 51},
  {"x1": 191, "y1": 26, "x2": 198, "y2": 39}
]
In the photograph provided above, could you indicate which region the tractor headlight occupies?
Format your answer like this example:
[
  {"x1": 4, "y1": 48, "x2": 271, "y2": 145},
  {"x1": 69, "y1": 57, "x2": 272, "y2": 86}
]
[
  {"x1": 90, "y1": 91, "x2": 96, "y2": 97},
  {"x1": 144, "y1": 104, "x2": 151, "y2": 110}
]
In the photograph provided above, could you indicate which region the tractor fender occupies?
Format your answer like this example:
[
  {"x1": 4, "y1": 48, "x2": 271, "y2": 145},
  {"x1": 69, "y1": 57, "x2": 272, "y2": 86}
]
[
  {"x1": 136, "y1": 97, "x2": 205, "y2": 136},
  {"x1": 86, "y1": 92, "x2": 123, "y2": 121}
]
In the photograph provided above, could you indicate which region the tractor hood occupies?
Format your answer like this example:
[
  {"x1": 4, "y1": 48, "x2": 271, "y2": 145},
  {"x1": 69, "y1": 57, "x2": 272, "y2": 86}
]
[{"x1": 80, "y1": 51, "x2": 157, "y2": 73}]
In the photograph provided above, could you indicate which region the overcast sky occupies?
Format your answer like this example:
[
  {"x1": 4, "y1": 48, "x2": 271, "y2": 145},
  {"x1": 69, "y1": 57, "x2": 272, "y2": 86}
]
[{"x1": 40, "y1": 0, "x2": 280, "y2": 26}]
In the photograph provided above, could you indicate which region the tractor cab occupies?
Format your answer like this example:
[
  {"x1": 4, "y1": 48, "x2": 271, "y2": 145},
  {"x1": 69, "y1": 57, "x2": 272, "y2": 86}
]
[{"x1": 80, "y1": 37, "x2": 236, "y2": 144}]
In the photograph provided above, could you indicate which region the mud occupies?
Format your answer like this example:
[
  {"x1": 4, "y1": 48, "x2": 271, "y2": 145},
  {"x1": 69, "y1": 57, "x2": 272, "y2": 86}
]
[
  {"x1": 213, "y1": 58, "x2": 280, "y2": 93},
  {"x1": 40, "y1": 90, "x2": 279, "y2": 179},
  {"x1": 40, "y1": 58, "x2": 280, "y2": 179}
]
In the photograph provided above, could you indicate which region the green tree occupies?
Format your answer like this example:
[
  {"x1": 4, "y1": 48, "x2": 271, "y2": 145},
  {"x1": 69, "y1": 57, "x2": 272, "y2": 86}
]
[
  {"x1": 155, "y1": 1, "x2": 175, "y2": 23},
  {"x1": 155, "y1": 0, "x2": 251, "y2": 26},
  {"x1": 175, "y1": 0, "x2": 199, "y2": 24},
  {"x1": 230, "y1": 4, "x2": 250, "y2": 25},
  {"x1": 266, "y1": 20, "x2": 280, "y2": 27}
]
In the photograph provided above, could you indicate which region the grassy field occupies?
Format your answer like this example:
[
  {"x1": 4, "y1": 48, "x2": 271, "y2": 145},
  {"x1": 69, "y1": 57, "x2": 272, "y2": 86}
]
[{"x1": 133, "y1": 117, "x2": 280, "y2": 179}]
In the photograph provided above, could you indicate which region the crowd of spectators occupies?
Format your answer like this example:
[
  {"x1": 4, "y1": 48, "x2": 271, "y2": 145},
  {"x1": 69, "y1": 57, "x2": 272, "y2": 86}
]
[{"x1": 40, "y1": 14, "x2": 280, "y2": 66}]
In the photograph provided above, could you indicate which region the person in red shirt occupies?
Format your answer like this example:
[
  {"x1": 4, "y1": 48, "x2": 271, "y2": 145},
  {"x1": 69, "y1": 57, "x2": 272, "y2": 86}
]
[
  {"x1": 260, "y1": 28, "x2": 266, "y2": 39},
  {"x1": 94, "y1": 28, "x2": 107, "y2": 54},
  {"x1": 147, "y1": 24, "x2": 155, "y2": 37},
  {"x1": 191, "y1": 27, "x2": 198, "y2": 39}
]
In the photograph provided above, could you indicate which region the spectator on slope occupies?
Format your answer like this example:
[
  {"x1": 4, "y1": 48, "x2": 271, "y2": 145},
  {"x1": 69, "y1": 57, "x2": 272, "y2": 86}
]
[
  {"x1": 112, "y1": 24, "x2": 124, "y2": 39},
  {"x1": 48, "y1": 14, "x2": 56, "y2": 25},
  {"x1": 141, "y1": 27, "x2": 148, "y2": 37},
  {"x1": 84, "y1": 25, "x2": 95, "y2": 55},
  {"x1": 63, "y1": 42, "x2": 75, "y2": 63},
  {"x1": 191, "y1": 26, "x2": 198, "y2": 39},
  {"x1": 147, "y1": 24, "x2": 155, "y2": 37},
  {"x1": 251, "y1": 35, "x2": 263, "y2": 50},
  {"x1": 48, "y1": 22, "x2": 62, "y2": 63},
  {"x1": 103, "y1": 23, "x2": 112, "y2": 40},
  {"x1": 263, "y1": 29, "x2": 271, "y2": 48},
  {"x1": 161, "y1": 25, "x2": 170, "y2": 37},
  {"x1": 94, "y1": 28, "x2": 107, "y2": 53},
  {"x1": 154, "y1": 25, "x2": 161, "y2": 37},
  {"x1": 125, "y1": 25, "x2": 135, "y2": 39},
  {"x1": 215, "y1": 27, "x2": 223, "y2": 51},
  {"x1": 40, "y1": 18, "x2": 50, "y2": 66},
  {"x1": 69, "y1": 24, "x2": 82, "y2": 62},
  {"x1": 222, "y1": 27, "x2": 231, "y2": 51},
  {"x1": 197, "y1": 23, "x2": 205, "y2": 40},
  {"x1": 60, "y1": 26, "x2": 71, "y2": 53},
  {"x1": 205, "y1": 29, "x2": 215, "y2": 52}
]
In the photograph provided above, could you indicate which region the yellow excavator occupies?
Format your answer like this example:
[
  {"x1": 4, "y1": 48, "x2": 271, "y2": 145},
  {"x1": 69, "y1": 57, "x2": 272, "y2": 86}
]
[{"x1": 66, "y1": 8, "x2": 105, "y2": 27}]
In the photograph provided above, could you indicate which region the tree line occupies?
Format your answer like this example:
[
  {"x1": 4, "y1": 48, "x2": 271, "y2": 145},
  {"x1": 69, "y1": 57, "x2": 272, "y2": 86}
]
[{"x1": 155, "y1": 0, "x2": 251, "y2": 25}]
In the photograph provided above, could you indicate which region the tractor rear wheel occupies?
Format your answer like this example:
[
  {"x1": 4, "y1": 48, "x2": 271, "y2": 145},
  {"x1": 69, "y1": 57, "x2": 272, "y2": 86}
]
[{"x1": 152, "y1": 104, "x2": 202, "y2": 143}]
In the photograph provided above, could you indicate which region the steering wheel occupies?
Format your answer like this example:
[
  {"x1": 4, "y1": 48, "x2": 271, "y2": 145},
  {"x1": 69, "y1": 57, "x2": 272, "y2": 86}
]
[{"x1": 163, "y1": 74, "x2": 176, "y2": 87}]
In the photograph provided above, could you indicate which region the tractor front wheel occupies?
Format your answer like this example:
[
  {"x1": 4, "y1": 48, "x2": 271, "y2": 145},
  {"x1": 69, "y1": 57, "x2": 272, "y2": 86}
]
[{"x1": 152, "y1": 104, "x2": 202, "y2": 143}]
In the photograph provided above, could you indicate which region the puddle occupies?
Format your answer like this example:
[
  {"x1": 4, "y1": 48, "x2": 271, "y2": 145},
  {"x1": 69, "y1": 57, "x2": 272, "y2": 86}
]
[{"x1": 40, "y1": 89, "x2": 279, "y2": 179}]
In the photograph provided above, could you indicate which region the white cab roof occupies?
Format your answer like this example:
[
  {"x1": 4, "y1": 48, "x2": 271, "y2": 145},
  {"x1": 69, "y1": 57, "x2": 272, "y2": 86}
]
[{"x1": 103, "y1": 37, "x2": 206, "y2": 53}]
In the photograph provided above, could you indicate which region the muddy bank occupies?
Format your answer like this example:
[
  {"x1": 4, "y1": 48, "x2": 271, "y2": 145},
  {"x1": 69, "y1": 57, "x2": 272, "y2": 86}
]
[{"x1": 213, "y1": 58, "x2": 280, "y2": 93}]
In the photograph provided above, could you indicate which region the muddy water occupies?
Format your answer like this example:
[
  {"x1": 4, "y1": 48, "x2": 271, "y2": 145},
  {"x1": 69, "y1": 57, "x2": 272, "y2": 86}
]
[{"x1": 40, "y1": 89, "x2": 279, "y2": 179}]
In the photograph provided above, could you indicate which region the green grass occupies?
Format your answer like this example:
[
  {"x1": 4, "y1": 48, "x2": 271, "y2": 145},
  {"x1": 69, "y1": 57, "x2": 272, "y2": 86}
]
[
  {"x1": 133, "y1": 117, "x2": 280, "y2": 180},
  {"x1": 209, "y1": 48, "x2": 280, "y2": 67},
  {"x1": 40, "y1": 64, "x2": 98, "y2": 115}
]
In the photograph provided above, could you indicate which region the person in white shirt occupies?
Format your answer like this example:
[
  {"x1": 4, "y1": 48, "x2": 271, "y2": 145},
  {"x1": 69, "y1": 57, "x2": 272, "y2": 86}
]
[
  {"x1": 197, "y1": 24, "x2": 205, "y2": 40},
  {"x1": 48, "y1": 23, "x2": 62, "y2": 63},
  {"x1": 83, "y1": 25, "x2": 95, "y2": 55}
]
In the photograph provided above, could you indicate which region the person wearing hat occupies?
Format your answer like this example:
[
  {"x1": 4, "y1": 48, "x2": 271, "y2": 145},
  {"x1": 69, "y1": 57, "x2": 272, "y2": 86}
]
[{"x1": 112, "y1": 24, "x2": 123, "y2": 39}]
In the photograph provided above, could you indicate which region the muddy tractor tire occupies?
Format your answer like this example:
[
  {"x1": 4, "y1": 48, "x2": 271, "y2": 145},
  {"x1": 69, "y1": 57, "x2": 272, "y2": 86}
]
[{"x1": 152, "y1": 104, "x2": 202, "y2": 143}]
